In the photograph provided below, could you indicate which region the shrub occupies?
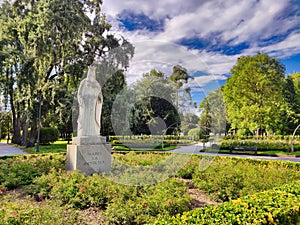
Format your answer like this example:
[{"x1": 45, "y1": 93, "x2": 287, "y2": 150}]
[
  {"x1": 39, "y1": 127, "x2": 59, "y2": 144},
  {"x1": 153, "y1": 181, "x2": 300, "y2": 225},
  {"x1": 104, "y1": 178, "x2": 191, "y2": 224},
  {"x1": 0, "y1": 154, "x2": 65, "y2": 190},
  {"x1": 0, "y1": 195, "x2": 80, "y2": 225},
  {"x1": 188, "y1": 128, "x2": 204, "y2": 141},
  {"x1": 191, "y1": 157, "x2": 300, "y2": 202}
]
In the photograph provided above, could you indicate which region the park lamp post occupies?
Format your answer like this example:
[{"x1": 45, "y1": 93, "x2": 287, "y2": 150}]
[
  {"x1": 36, "y1": 91, "x2": 42, "y2": 153},
  {"x1": 291, "y1": 123, "x2": 300, "y2": 153}
]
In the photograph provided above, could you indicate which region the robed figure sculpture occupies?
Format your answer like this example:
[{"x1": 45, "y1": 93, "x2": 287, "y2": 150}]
[{"x1": 77, "y1": 65, "x2": 103, "y2": 137}]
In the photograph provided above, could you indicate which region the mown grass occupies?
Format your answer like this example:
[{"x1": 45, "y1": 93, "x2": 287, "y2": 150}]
[{"x1": 20, "y1": 140, "x2": 69, "y2": 154}]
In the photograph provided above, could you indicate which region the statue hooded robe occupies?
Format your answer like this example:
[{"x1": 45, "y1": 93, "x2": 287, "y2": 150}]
[{"x1": 77, "y1": 65, "x2": 103, "y2": 137}]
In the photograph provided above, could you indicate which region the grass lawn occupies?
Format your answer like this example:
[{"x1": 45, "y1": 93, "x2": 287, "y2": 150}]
[
  {"x1": 112, "y1": 145, "x2": 176, "y2": 151},
  {"x1": 19, "y1": 140, "x2": 69, "y2": 154},
  {"x1": 15, "y1": 140, "x2": 176, "y2": 154}
]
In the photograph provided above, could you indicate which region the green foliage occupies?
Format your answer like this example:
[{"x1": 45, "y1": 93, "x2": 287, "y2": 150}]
[
  {"x1": 180, "y1": 113, "x2": 199, "y2": 135},
  {"x1": 153, "y1": 181, "x2": 300, "y2": 225},
  {"x1": 198, "y1": 88, "x2": 227, "y2": 135},
  {"x1": 0, "y1": 154, "x2": 65, "y2": 190},
  {"x1": 39, "y1": 127, "x2": 59, "y2": 144},
  {"x1": 24, "y1": 140, "x2": 68, "y2": 154},
  {"x1": 0, "y1": 196, "x2": 80, "y2": 225},
  {"x1": 113, "y1": 152, "x2": 170, "y2": 166},
  {"x1": 127, "y1": 70, "x2": 180, "y2": 135},
  {"x1": 104, "y1": 178, "x2": 191, "y2": 224},
  {"x1": 27, "y1": 170, "x2": 114, "y2": 209},
  {"x1": 0, "y1": 0, "x2": 133, "y2": 146},
  {"x1": 1, "y1": 152, "x2": 300, "y2": 224},
  {"x1": 27, "y1": 169, "x2": 191, "y2": 224},
  {"x1": 189, "y1": 157, "x2": 300, "y2": 202},
  {"x1": 188, "y1": 128, "x2": 204, "y2": 141},
  {"x1": 220, "y1": 139, "x2": 300, "y2": 151},
  {"x1": 169, "y1": 65, "x2": 193, "y2": 109},
  {"x1": 223, "y1": 53, "x2": 288, "y2": 134}
]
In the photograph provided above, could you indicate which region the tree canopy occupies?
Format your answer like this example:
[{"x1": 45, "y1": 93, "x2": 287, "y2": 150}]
[
  {"x1": 223, "y1": 53, "x2": 289, "y2": 135},
  {"x1": 0, "y1": 0, "x2": 133, "y2": 145}
]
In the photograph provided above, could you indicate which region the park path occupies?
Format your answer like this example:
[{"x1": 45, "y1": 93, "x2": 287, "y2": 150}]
[
  {"x1": 0, "y1": 142, "x2": 299, "y2": 163},
  {"x1": 0, "y1": 142, "x2": 28, "y2": 156},
  {"x1": 170, "y1": 144, "x2": 300, "y2": 163}
]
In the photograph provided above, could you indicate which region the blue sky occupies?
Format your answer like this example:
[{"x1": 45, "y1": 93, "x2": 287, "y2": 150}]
[{"x1": 102, "y1": 0, "x2": 300, "y2": 105}]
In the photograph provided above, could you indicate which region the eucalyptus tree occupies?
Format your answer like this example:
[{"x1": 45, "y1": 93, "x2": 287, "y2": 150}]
[
  {"x1": 169, "y1": 65, "x2": 192, "y2": 109},
  {"x1": 0, "y1": 0, "x2": 133, "y2": 146},
  {"x1": 198, "y1": 87, "x2": 227, "y2": 135}
]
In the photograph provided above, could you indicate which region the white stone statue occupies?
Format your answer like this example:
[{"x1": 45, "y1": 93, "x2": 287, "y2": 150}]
[{"x1": 77, "y1": 65, "x2": 103, "y2": 137}]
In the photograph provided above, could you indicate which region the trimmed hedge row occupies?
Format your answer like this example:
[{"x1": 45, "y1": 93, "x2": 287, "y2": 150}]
[
  {"x1": 109, "y1": 135, "x2": 188, "y2": 141},
  {"x1": 223, "y1": 135, "x2": 300, "y2": 141},
  {"x1": 39, "y1": 127, "x2": 60, "y2": 144},
  {"x1": 153, "y1": 181, "x2": 300, "y2": 225},
  {"x1": 219, "y1": 139, "x2": 300, "y2": 151}
]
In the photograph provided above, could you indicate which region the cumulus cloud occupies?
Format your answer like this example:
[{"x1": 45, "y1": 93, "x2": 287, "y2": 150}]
[{"x1": 102, "y1": 0, "x2": 300, "y2": 102}]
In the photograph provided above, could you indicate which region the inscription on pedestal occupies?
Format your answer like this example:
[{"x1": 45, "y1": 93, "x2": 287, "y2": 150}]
[{"x1": 66, "y1": 141, "x2": 111, "y2": 175}]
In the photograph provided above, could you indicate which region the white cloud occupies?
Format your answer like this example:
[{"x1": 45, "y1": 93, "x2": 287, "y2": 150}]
[
  {"x1": 125, "y1": 40, "x2": 211, "y2": 84},
  {"x1": 103, "y1": 0, "x2": 300, "y2": 86}
]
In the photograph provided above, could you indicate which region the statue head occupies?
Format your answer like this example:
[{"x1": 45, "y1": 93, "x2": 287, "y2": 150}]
[{"x1": 87, "y1": 65, "x2": 97, "y2": 80}]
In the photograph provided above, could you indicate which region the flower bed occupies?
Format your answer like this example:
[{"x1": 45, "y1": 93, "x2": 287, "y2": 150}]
[
  {"x1": 0, "y1": 153, "x2": 300, "y2": 224},
  {"x1": 153, "y1": 181, "x2": 300, "y2": 225}
]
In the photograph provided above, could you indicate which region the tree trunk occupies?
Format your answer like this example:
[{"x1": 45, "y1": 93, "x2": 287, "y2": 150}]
[
  {"x1": 11, "y1": 101, "x2": 21, "y2": 145},
  {"x1": 12, "y1": 116, "x2": 21, "y2": 145},
  {"x1": 27, "y1": 120, "x2": 37, "y2": 148},
  {"x1": 21, "y1": 111, "x2": 29, "y2": 146}
]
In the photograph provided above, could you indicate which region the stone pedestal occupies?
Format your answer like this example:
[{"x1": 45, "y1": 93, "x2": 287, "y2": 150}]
[{"x1": 66, "y1": 136, "x2": 111, "y2": 175}]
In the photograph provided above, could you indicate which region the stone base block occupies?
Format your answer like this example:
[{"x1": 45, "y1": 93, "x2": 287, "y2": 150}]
[{"x1": 66, "y1": 142, "x2": 111, "y2": 175}]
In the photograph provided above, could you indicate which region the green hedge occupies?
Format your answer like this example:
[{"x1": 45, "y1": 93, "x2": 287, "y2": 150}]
[
  {"x1": 223, "y1": 135, "x2": 300, "y2": 141},
  {"x1": 39, "y1": 127, "x2": 59, "y2": 144},
  {"x1": 153, "y1": 181, "x2": 300, "y2": 225},
  {"x1": 219, "y1": 139, "x2": 300, "y2": 151}
]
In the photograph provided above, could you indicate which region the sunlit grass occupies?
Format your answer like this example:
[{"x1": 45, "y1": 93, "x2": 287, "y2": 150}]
[{"x1": 20, "y1": 140, "x2": 69, "y2": 154}]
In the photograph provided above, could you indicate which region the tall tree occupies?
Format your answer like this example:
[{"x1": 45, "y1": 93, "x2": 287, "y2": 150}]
[
  {"x1": 169, "y1": 65, "x2": 193, "y2": 110},
  {"x1": 129, "y1": 69, "x2": 180, "y2": 135},
  {"x1": 180, "y1": 113, "x2": 199, "y2": 135},
  {"x1": 223, "y1": 53, "x2": 287, "y2": 135},
  {"x1": 198, "y1": 87, "x2": 227, "y2": 135},
  {"x1": 0, "y1": 0, "x2": 133, "y2": 146},
  {"x1": 198, "y1": 98, "x2": 212, "y2": 136}
]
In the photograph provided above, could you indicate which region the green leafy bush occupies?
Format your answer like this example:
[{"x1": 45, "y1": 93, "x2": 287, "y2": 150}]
[
  {"x1": 0, "y1": 154, "x2": 65, "y2": 190},
  {"x1": 153, "y1": 181, "x2": 300, "y2": 225},
  {"x1": 104, "y1": 178, "x2": 191, "y2": 224},
  {"x1": 177, "y1": 156, "x2": 300, "y2": 202},
  {"x1": 188, "y1": 128, "x2": 204, "y2": 141},
  {"x1": 219, "y1": 139, "x2": 300, "y2": 151},
  {"x1": 0, "y1": 195, "x2": 80, "y2": 225},
  {"x1": 27, "y1": 169, "x2": 191, "y2": 224},
  {"x1": 39, "y1": 127, "x2": 60, "y2": 144}
]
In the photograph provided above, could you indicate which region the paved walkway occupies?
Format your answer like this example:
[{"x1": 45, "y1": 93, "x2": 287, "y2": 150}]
[
  {"x1": 0, "y1": 142, "x2": 299, "y2": 163},
  {"x1": 170, "y1": 144, "x2": 300, "y2": 163},
  {"x1": 0, "y1": 143, "x2": 28, "y2": 156}
]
